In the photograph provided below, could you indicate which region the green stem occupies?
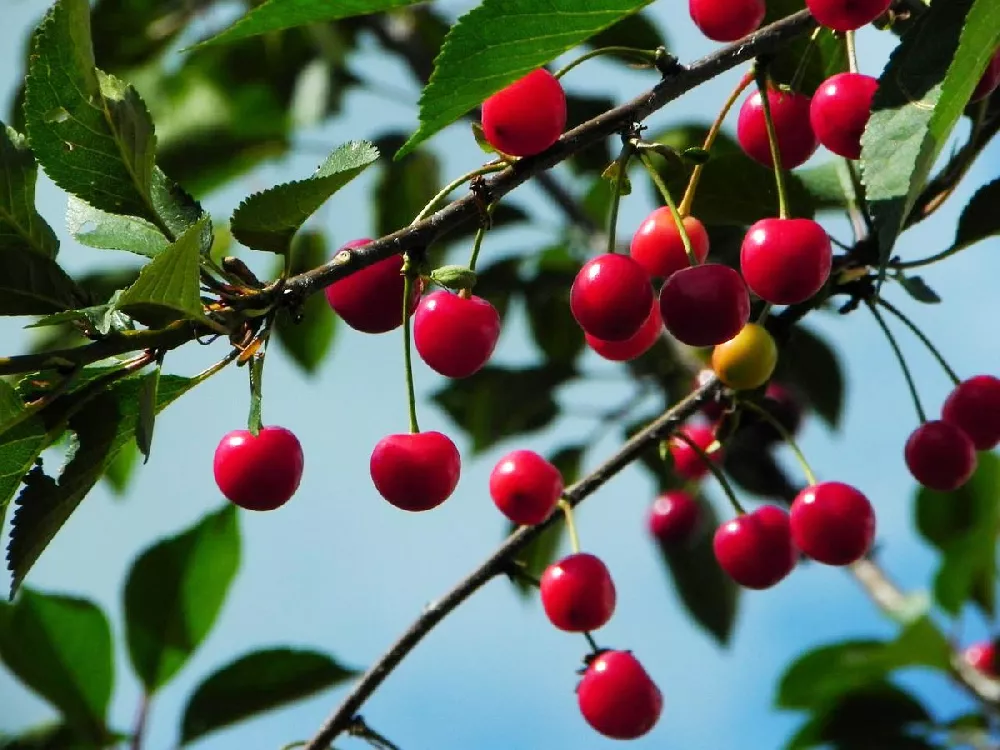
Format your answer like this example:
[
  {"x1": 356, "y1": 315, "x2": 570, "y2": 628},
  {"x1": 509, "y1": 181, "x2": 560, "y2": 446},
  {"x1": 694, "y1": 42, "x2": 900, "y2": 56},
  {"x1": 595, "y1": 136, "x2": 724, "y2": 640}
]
[
  {"x1": 845, "y1": 31, "x2": 858, "y2": 75},
  {"x1": 583, "y1": 631, "x2": 601, "y2": 654},
  {"x1": 638, "y1": 150, "x2": 699, "y2": 266},
  {"x1": 559, "y1": 498, "x2": 581, "y2": 553},
  {"x1": 606, "y1": 141, "x2": 635, "y2": 254},
  {"x1": 892, "y1": 244, "x2": 965, "y2": 270},
  {"x1": 753, "y1": 65, "x2": 790, "y2": 219},
  {"x1": 401, "y1": 256, "x2": 420, "y2": 434},
  {"x1": 674, "y1": 432, "x2": 746, "y2": 515},
  {"x1": 554, "y1": 47, "x2": 660, "y2": 80},
  {"x1": 467, "y1": 205, "x2": 494, "y2": 272},
  {"x1": 191, "y1": 347, "x2": 242, "y2": 387},
  {"x1": 865, "y1": 300, "x2": 927, "y2": 424},
  {"x1": 757, "y1": 302, "x2": 773, "y2": 324},
  {"x1": 876, "y1": 297, "x2": 961, "y2": 386},
  {"x1": 411, "y1": 163, "x2": 506, "y2": 225},
  {"x1": 741, "y1": 399, "x2": 818, "y2": 485}
]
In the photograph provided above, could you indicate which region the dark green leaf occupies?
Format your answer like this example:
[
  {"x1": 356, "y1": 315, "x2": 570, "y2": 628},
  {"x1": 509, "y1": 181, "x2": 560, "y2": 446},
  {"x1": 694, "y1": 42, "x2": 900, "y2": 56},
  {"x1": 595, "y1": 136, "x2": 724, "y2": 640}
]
[
  {"x1": 90, "y1": 0, "x2": 194, "y2": 72},
  {"x1": 0, "y1": 244, "x2": 86, "y2": 317},
  {"x1": 0, "y1": 125, "x2": 58, "y2": 258},
  {"x1": 472, "y1": 258, "x2": 522, "y2": 325},
  {"x1": 372, "y1": 135, "x2": 440, "y2": 236},
  {"x1": 762, "y1": 1, "x2": 847, "y2": 94},
  {"x1": 102, "y1": 441, "x2": 138, "y2": 497},
  {"x1": 180, "y1": 648, "x2": 358, "y2": 744},
  {"x1": 135, "y1": 365, "x2": 159, "y2": 461},
  {"x1": 564, "y1": 94, "x2": 616, "y2": 173},
  {"x1": 0, "y1": 722, "x2": 107, "y2": 750},
  {"x1": 124, "y1": 505, "x2": 241, "y2": 692},
  {"x1": 773, "y1": 325, "x2": 844, "y2": 429},
  {"x1": 586, "y1": 11, "x2": 667, "y2": 62},
  {"x1": 954, "y1": 178, "x2": 1000, "y2": 250},
  {"x1": 66, "y1": 196, "x2": 168, "y2": 258},
  {"x1": 862, "y1": 0, "x2": 1000, "y2": 283},
  {"x1": 523, "y1": 247, "x2": 584, "y2": 366},
  {"x1": 0, "y1": 380, "x2": 47, "y2": 532},
  {"x1": 397, "y1": 0, "x2": 655, "y2": 159},
  {"x1": 231, "y1": 141, "x2": 379, "y2": 254},
  {"x1": 0, "y1": 589, "x2": 112, "y2": 739},
  {"x1": 895, "y1": 274, "x2": 941, "y2": 304},
  {"x1": 273, "y1": 233, "x2": 337, "y2": 375}
]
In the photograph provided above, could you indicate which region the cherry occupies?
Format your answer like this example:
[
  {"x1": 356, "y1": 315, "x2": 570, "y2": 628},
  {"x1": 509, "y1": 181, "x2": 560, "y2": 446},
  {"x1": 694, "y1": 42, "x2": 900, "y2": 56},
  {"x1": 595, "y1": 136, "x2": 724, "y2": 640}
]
[
  {"x1": 942, "y1": 375, "x2": 1000, "y2": 450},
  {"x1": 711, "y1": 323, "x2": 778, "y2": 391},
  {"x1": 713, "y1": 505, "x2": 797, "y2": 589},
  {"x1": 370, "y1": 431, "x2": 461, "y2": 512},
  {"x1": 660, "y1": 264, "x2": 750, "y2": 347},
  {"x1": 790, "y1": 482, "x2": 876, "y2": 566},
  {"x1": 806, "y1": 0, "x2": 892, "y2": 32},
  {"x1": 740, "y1": 218, "x2": 832, "y2": 305},
  {"x1": 810, "y1": 73, "x2": 879, "y2": 160},
  {"x1": 668, "y1": 423, "x2": 721, "y2": 481},
  {"x1": 648, "y1": 491, "x2": 700, "y2": 546},
  {"x1": 413, "y1": 290, "x2": 501, "y2": 379},
  {"x1": 629, "y1": 208, "x2": 710, "y2": 280},
  {"x1": 489, "y1": 449, "x2": 563, "y2": 526},
  {"x1": 971, "y1": 49, "x2": 1000, "y2": 103},
  {"x1": 689, "y1": 0, "x2": 765, "y2": 42},
  {"x1": 324, "y1": 240, "x2": 420, "y2": 334},
  {"x1": 964, "y1": 642, "x2": 997, "y2": 676},
  {"x1": 481, "y1": 69, "x2": 566, "y2": 157},
  {"x1": 570, "y1": 253, "x2": 654, "y2": 342},
  {"x1": 585, "y1": 302, "x2": 662, "y2": 362},
  {"x1": 737, "y1": 88, "x2": 818, "y2": 170},
  {"x1": 904, "y1": 421, "x2": 977, "y2": 492},
  {"x1": 577, "y1": 651, "x2": 663, "y2": 740},
  {"x1": 213, "y1": 426, "x2": 304, "y2": 511},
  {"x1": 539, "y1": 552, "x2": 616, "y2": 632}
]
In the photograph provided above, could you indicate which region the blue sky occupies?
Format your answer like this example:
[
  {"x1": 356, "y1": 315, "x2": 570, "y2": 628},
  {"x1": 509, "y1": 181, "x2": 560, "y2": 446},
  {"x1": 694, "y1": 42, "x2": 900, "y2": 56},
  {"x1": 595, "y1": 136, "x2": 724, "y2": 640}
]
[{"x1": 2, "y1": 1, "x2": 1000, "y2": 749}]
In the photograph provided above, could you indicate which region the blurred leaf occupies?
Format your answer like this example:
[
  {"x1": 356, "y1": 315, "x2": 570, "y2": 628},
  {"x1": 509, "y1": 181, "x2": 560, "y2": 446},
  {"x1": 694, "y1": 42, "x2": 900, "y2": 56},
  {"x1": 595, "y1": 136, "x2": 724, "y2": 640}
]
[
  {"x1": 124, "y1": 505, "x2": 241, "y2": 692},
  {"x1": 231, "y1": 141, "x2": 379, "y2": 254},
  {"x1": 90, "y1": 0, "x2": 194, "y2": 72},
  {"x1": 523, "y1": 246, "x2": 584, "y2": 366},
  {"x1": 0, "y1": 248, "x2": 85, "y2": 317},
  {"x1": 0, "y1": 381, "x2": 47, "y2": 530},
  {"x1": 762, "y1": 1, "x2": 847, "y2": 94},
  {"x1": 0, "y1": 722, "x2": 108, "y2": 750},
  {"x1": 66, "y1": 197, "x2": 168, "y2": 258},
  {"x1": 0, "y1": 589, "x2": 112, "y2": 740},
  {"x1": 586, "y1": 11, "x2": 667, "y2": 61},
  {"x1": 372, "y1": 134, "x2": 440, "y2": 236},
  {"x1": 0, "y1": 125, "x2": 58, "y2": 258},
  {"x1": 135, "y1": 364, "x2": 159, "y2": 461},
  {"x1": 436, "y1": 204, "x2": 529, "y2": 250},
  {"x1": 723, "y1": 428, "x2": 801, "y2": 502},
  {"x1": 273, "y1": 233, "x2": 337, "y2": 375},
  {"x1": 180, "y1": 648, "x2": 358, "y2": 744},
  {"x1": 473, "y1": 258, "x2": 522, "y2": 325},
  {"x1": 773, "y1": 325, "x2": 844, "y2": 429},
  {"x1": 953, "y1": 178, "x2": 1000, "y2": 250},
  {"x1": 102, "y1": 441, "x2": 138, "y2": 497},
  {"x1": 564, "y1": 94, "x2": 616, "y2": 173},
  {"x1": 397, "y1": 0, "x2": 656, "y2": 159},
  {"x1": 895, "y1": 274, "x2": 941, "y2": 304}
]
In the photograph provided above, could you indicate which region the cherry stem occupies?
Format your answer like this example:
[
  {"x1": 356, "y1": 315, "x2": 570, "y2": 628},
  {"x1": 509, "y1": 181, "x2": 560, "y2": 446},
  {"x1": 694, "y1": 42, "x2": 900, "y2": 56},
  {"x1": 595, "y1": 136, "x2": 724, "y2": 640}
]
[
  {"x1": 554, "y1": 47, "x2": 660, "y2": 80},
  {"x1": 845, "y1": 31, "x2": 859, "y2": 74},
  {"x1": 741, "y1": 399, "x2": 818, "y2": 485},
  {"x1": 401, "y1": 255, "x2": 421, "y2": 434},
  {"x1": 411, "y1": 163, "x2": 506, "y2": 225},
  {"x1": 583, "y1": 631, "x2": 601, "y2": 654},
  {"x1": 876, "y1": 298, "x2": 961, "y2": 386},
  {"x1": 673, "y1": 432, "x2": 746, "y2": 515},
  {"x1": 757, "y1": 302, "x2": 773, "y2": 324},
  {"x1": 865, "y1": 299, "x2": 928, "y2": 424},
  {"x1": 559, "y1": 498, "x2": 582, "y2": 554},
  {"x1": 467, "y1": 204, "x2": 494, "y2": 273},
  {"x1": 679, "y1": 69, "x2": 754, "y2": 217},
  {"x1": 606, "y1": 140, "x2": 634, "y2": 254},
  {"x1": 638, "y1": 150, "x2": 699, "y2": 266},
  {"x1": 753, "y1": 64, "x2": 790, "y2": 220},
  {"x1": 790, "y1": 27, "x2": 823, "y2": 92}
]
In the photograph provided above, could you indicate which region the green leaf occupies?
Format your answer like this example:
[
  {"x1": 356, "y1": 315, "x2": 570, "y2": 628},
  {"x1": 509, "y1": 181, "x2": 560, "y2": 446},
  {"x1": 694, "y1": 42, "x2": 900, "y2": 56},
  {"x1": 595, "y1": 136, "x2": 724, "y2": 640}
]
[
  {"x1": 135, "y1": 365, "x2": 159, "y2": 461},
  {"x1": 0, "y1": 125, "x2": 58, "y2": 258},
  {"x1": 273, "y1": 233, "x2": 337, "y2": 375},
  {"x1": 66, "y1": 196, "x2": 169, "y2": 258},
  {"x1": 954, "y1": 178, "x2": 1000, "y2": 250},
  {"x1": 0, "y1": 589, "x2": 113, "y2": 740},
  {"x1": 0, "y1": 722, "x2": 107, "y2": 750},
  {"x1": 523, "y1": 247, "x2": 584, "y2": 366},
  {"x1": 372, "y1": 135, "x2": 440, "y2": 237},
  {"x1": 431, "y1": 365, "x2": 575, "y2": 453},
  {"x1": 0, "y1": 381, "x2": 47, "y2": 533},
  {"x1": 179, "y1": 648, "x2": 358, "y2": 744},
  {"x1": 861, "y1": 0, "x2": 1000, "y2": 283},
  {"x1": 397, "y1": 0, "x2": 655, "y2": 159},
  {"x1": 6, "y1": 374, "x2": 196, "y2": 595},
  {"x1": 124, "y1": 505, "x2": 241, "y2": 692},
  {"x1": 0, "y1": 245, "x2": 86, "y2": 317},
  {"x1": 102, "y1": 441, "x2": 138, "y2": 497},
  {"x1": 586, "y1": 11, "x2": 667, "y2": 63},
  {"x1": 231, "y1": 141, "x2": 379, "y2": 254},
  {"x1": 762, "y1": 1, "x2": 847, "y2": 94},
  {"x1": 895, "y1": 274, "x2": 941, "y2": 304},
  {"x1": 773, "y1": 325, "x2": 845, "y2": 429}
]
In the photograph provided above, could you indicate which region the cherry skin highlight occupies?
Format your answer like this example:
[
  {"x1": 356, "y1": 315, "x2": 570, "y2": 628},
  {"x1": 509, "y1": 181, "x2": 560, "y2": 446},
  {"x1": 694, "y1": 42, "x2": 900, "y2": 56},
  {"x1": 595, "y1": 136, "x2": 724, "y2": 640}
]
[
  {"x1": 942, "y1": 375, "x2": 1000, "y2": 450},
  {"x1": 689, "y1": 0, "x2": 765, "y2": 42},
  {"x1": 577, "y1": 651, "x2": 663, "y2": 740},
  {"x1": 810, "y1": 73, "x2": 879, "y2": 159},
  {"x1": 740, "y1": 218, "x2": 832, "y2": 305},
  {"x1": 971, "y1": 49, "x2": 1000, "y2": 103},
  {"x1": 737, "y1": 88, "x2": 818, "y2": 170},
  {"x1": 370, "y1": 431, "x2": 461, "y2": 512},
  {"x1": 648, "y1": 491, "x2": 701, "y2": 546},
  {"x1": 489, "y1": 449, "x2": 563, "y2": 526},
  {"x1": 585, "y1": 302, "x2": 662, "y2": 362},
  {"x1": 806, "y1": 0, "x2": 892, "y2": 32},
  {"x1": 660, "y1": 263, "x2": 751, "y2": 347},
  {"x1": 964, "y1": 642, "x2": 997, "y2": 677},
  {"x1": 481, "y1": 69, "x2": 567, "y2": 157},
  {"x1": 713, "y1": 505, "x2": 798, "y2": 589},
  {"x1": 711, "y1": 323, "x2": 778, "y2": 391},
  {"x1": 324, "y1": 239, "x2": 420, "y2": 334},
  {"x1": 539, "y1": 552, "x2": 616, "y2": 632},
  {"x1": 214, "y1": 426, "x2": 304, "y2": 511},
  {"x1": 668, "y1": 424, "x2": 721, "y2": 481},
  {"x1": 790, "y1": 482, "x2": 876, "y2": 566},
  {"x1": 904, "y1": 420, "x2": 977, "y2": 492},
  {"x1": 413, "y1": 290, "x2": 501, "y2": 379},
  {"x1": 570, "y1": 253, "x2": 654, "y2": 342},
  {"x1": 629, "y1": 207, "x2": 710, "y2": 280}
]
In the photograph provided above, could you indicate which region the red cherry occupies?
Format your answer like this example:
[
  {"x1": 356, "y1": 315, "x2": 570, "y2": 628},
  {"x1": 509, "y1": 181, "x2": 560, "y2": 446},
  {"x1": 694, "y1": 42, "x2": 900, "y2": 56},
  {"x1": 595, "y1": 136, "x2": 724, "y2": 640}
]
[
  {"x1": 629, "y1": 208, "x2": 710, "y2": 280},
  {"x1": 737, "y1": 88, "x2": 818, "y2": 170},
  {"x1": 413, "y1": 290, "x2": 501, "y2": 379},
  {"x1": 689, "y1": 0, "x2": 765, "y2": 41},
  {"x1": 806, "y1": 0, "x2": 892, "y2": 32},
  {"x1": 790, "y1": 482, "x2": 876, "y2": 565},
  {"x1": 810, "y1": 73, "x2": 879, "y2": 159},
  {"x1": 713, "y1": 505, "x2": 797, "y2": 589},
  {"x1": 481, "y1": 69, "x2": 566, "y2": 157},
  {"x1": 659, "y1": 263, "x2": 750, "y2": 347},
  {"x1": 324, "y1": 240, "x2": 420, "y2": 334},
  {"x1": 370, "y1": 431, "x2": 461, "y2": 512},
  {"x1": 964, "y1": 642, "x2": 997, "y2": 676},
  {"x1": 539, "y1": 553, "x2": 616, "y2": 632},
  {"x1": 489, "y1": 449, "x2": 563, "y2": 525},
  {"x1": 904, "y1": 421, "x2": 977, "y2": 492},
  {"x1": 570, "y1": 253, "x2": 654, "y2": 342},
  {"x1": 668, "y1": 424, "x2": 721, "y2": 481},
  {"x1": 971, "y1": 50, "x2": 1000, "y2": 103},
  {"x1": 648, "y1": 491, "x2": 701, "y2": 546},
  {"x1": 213, "y1": 427, "x2": 304, "y2": 511},
  {"x1": 740, "y1": 218, "x2": 832, "y2": 305},
  {"x1": 577, "y1": 651, "x2": 663, "y2": 740},
  {"x1": 585, "y1": 302, "x2": 662, "y2": 362},
  {"x1": 942, "y1": 375, "x2": 1000, "y2": 450}
]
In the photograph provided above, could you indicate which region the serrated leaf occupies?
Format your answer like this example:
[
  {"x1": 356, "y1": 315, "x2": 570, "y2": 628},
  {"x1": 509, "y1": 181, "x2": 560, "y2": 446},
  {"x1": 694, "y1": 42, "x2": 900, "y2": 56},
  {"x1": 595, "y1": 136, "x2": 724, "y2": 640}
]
[
  {"x1": 27, "y1": 293, "x2": 133, "y2": 337},
  {"x1": 954, "y1": 178, "x2": 1000, "y2": 250},
  {"x1": 66, "y1": 196, "x2": 168, "y2": 258},
  {"x1": 373, "y1": 135, "x2": 440, "y2": 237},
  {"x1": 0, "y1": 125, "x2": 58, "y2": 258},
  {"x1": 179, "y1": 648, "x2": 357, "y2": 744},
  {"x1": 231, "y1": 141, "x2": 379, "y2": 254},
  {"x1": 0, "y1": 381, "x2": 47, "y2": 533},
  {"x1": 273, "y1": 233, "x2": 336, "y2": 375},
  {"x1": 862, "y1": 0, "x2": 1000, "y2": 283},
  {"x1": 0, "y1": 589, "x2": 113, "y2": 740},
  {"x1": 397, "y1": 0, "x2": 655, "y2": 159},
  {"x1": 895, "y1": 274, "x2": 941, "y2": 304},
  {"x1": 124, "y1": 505, "x2": 241, "y2": 692}
]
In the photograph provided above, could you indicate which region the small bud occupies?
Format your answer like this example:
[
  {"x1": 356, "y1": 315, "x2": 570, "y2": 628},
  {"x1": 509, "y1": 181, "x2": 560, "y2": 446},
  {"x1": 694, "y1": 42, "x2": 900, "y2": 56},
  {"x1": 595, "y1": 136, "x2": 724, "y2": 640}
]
[
  {"x1": 682, "y1": 147, "x2": 711, "y2": 165},
  {"x1": 430, "y1": 264, "x2": 478, "y2": 291}
]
